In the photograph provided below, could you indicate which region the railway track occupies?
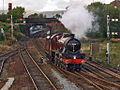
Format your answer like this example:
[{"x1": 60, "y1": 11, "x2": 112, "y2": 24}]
[
  {"x1": 0, "y1": 60, "x2": 6, "y2": 76},
  {"x1": 19, "y1": 48, "x2": 57, "y2": 90},
  {"x1": 88, "y1": 61, "x2": 120, "y2": 77},
  {"x1": 76, "y1": 71, "x2": 120, "y2": 90},
  {"x1": 32, "y1": 38, "x2": 48, "y2": 62},
  {"x1": 0, "y1": 50, "x2": 18, "y2": 76},
  {"x1": 32, "y1": 38, "x2": 103, "y2": 89},
  {"x1": 81, "y1": 62, "x2": 120, "y2": 89},
  {"x1": 53, "y1": 65, "x2": 103, "y2": 90},
  {"x1": 54, "y1": 64, "x2": 120, "y2": 90},
  {"x1": 0, "y1": 48, "x2": 19, "y2": 57},
  {"x1": 90, "y1": 61, "x2": 120, "y2": 73},
  {"x1": 85, "y1": 61, "x2": 120, "y2": 81},
  {"x1": 34, "y1": 37, "x2": 120, "y2": 90}
]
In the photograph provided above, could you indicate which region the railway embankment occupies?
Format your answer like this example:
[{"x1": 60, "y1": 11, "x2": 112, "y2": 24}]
[{"x1": 82, "y1": 41, "x2": 120, "y2": 70}]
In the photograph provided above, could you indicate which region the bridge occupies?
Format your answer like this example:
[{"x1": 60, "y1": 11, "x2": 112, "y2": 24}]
[{"x1": 24, "y1": 18, "x2": 65, "y2": 36}]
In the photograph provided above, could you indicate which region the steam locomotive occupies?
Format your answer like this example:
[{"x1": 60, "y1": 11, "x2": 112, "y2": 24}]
[{"x1": 45, "y1": 33, "x2": 86, "y2": 71}]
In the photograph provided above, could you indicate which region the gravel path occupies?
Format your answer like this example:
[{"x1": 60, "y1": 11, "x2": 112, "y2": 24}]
[{"x1": 51, "y1": 69, "x2": 80, "y2": 90}]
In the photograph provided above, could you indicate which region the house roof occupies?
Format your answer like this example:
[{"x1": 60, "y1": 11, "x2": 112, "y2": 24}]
[{"x1": 110, "y1": 0, "x2": 120, "y2": 8}]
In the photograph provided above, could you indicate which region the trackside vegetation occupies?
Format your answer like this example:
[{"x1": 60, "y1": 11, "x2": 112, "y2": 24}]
[
  {"x1": 82, "y1": 41, "x2": 120, "y2": 69},
  {"x1": 0, "y1": 6, "x2": 25, "y2": 42}
]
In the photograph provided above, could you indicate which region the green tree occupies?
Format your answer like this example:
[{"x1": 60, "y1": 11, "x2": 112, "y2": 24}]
[
  {"x1": 87, "y1": 2, "x2": 120, "y2": 38},
  {"x1": 39, "y1": 14, "x2": 44, "y2": 18},
  {"x1": 7, "y1": 7, "x2": 25, "y2": 23},
  {"x1": 28, "y1": 13, "x2": 39, "y2": 18},
  {"x1": 39, "y1": 14, "x2": 46, "y2": 18},
  {"x1": 0, "y1": 14, "x2": 8, "y2": 22},
  {"x1": 28, "y1": 13, "x2": 46, "y2": 18},
  {"x1": 55, "y1": 14, "x2": 62, "y2": 19}
]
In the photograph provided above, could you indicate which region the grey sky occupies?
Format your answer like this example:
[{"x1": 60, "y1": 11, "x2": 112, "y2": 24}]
[{"x1": 0, "y1": 0, "x2": 115, "y2": 11}]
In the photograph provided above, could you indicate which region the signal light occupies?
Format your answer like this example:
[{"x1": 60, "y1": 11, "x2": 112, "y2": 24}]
[
  {"x1": 6, "y1": 18, "x2": 11, "y2": 21},
  {"x1": 8, "y1": 3, "x2": 12, "y2": 11},
  {"x1": 19, "y1": 18, "x2": 24, "y2": 21}
]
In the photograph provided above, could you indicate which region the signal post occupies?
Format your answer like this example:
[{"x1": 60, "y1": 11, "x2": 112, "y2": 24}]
[{"x1": 107, "y1": 15, "x2": 118, "y2": 64}]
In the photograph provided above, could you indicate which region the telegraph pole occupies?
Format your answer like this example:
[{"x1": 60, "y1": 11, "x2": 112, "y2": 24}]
[
  {"x1": 107, "y1": 15, "x2": 110, "y2": 64},
  {"x1": 11, "y1": 15, "x2": 14, "y2": 39}
]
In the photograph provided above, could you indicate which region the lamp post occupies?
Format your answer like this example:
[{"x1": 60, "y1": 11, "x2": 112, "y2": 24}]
[{"x1": 107, "y1": 15, "x2": 118, "y2": 64}]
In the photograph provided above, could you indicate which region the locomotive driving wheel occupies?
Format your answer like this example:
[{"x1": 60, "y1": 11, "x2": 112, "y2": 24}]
[{"x1": 54, "y1": 55, "x2": 58, "y2": 66}]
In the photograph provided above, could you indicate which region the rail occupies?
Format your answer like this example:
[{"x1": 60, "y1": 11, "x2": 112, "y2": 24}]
[
  {"x1": 0, "y1": 50, "x2": 18, "y2": 76},
  {"x1": 86, "y1": 62, "x2": 120, "y2": 80},
  {"x1": 19, "y1": 49, "x2": 57, "y2": 90}
]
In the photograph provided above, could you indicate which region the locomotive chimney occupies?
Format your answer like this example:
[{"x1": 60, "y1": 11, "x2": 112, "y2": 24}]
[{"x1": 71, "y1": 34, "x2": 75, "y2": 38}]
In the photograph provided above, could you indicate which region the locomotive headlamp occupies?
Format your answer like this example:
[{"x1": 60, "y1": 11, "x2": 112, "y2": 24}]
[
  {"x1": 47, "y1": 36, "x2": 50, "y2": 39},
  {"x1": 65, "y1": 60, "x2": 69, "y2": 64},
  {"x1": 73, "y1": 56, "x2": 76, "y2": 59}
]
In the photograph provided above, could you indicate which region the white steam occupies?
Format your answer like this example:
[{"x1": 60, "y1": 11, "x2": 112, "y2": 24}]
[{"x1": 60, "y1": 1, "x2": 94, "y2": 38}]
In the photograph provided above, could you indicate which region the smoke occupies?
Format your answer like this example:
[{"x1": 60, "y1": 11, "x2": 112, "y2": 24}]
[
  {"x1": 60, "y1": 0, "x2": 94, "y2": 38},
  {"x1": 0, "y1": 0, "x2": 70, "y2": 11},
  {"x1": 0, "y1": 0, "x2": 113, "y2": 11}
]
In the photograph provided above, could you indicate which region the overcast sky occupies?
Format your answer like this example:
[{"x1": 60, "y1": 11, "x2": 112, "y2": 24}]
[{"x1": 0, "y1": 0, "x2": 115, "y2": 11}]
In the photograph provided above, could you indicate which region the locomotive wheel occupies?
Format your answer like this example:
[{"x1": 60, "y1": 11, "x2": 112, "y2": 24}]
[
  {"x1": 51, "y1": 56, "x2": 54, "y2": 63},
  {"x1": 54, "y1": 56, "x2": 57, "y2": 65},
  {"x1": 52, "y1": 52, "x2": 55, "y2": 64},
  {"x1": 65, "y1": 64, "x2": 70, "y2": 71},
  {"x1": 75, "y1": 68, "x2": 80, "y2": 72},
  {"x1": 59, "y1": 62, "x2": 62, "y2": 68},
  {"x1": 75, "y1": 65, "x2": 81, "y2": 72},
  {"x1": 60, "y1": 63, "x2": 64, "y2": 69},
  {"x1": 58, "y1": 61, "x2": 62, "y2": 67},
  {"x1": 56, "y1": 55, "x2": 60, "y2": 67},
  {"x1": 62, "y1": 64, "x2": 66, "y2": 69}
]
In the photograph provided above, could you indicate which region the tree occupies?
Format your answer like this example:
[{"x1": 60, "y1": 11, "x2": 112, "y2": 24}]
[
  {"x1": 7, "y1": 7, "x2": 25, "y2": 23},
  {"x1": 55, "y1": 14, "x2": 62, "y2": 19},
  {"x1": 28, "y1": 13, "x2": 46, "y2": 18},
  {"x1": 0, "y1": 14, "x2": 8, "y2": 22},
  {"x1": 86, "y1": 2, "x2": 120, "y2": 38},
  {"x1": 28, "y1": 13, "x2": 39, "y2": 18},
  {"x1": 39, "y1": 14, "x2": 44, "y2": 18}
]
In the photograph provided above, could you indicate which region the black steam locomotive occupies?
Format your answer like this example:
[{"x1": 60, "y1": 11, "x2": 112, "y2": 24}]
[{"x1": 45, "y1": 33, "x2": 86, "y2": 71}]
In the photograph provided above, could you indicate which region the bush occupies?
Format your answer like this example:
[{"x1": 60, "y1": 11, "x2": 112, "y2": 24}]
[{"x1": 0, "y1": 32, "x2": 5, "y2": 41}]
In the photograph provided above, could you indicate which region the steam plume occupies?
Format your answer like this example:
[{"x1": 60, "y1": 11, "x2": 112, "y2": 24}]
[{"x1": 60, "y1": 0, "x2": 94, "y2": 38}]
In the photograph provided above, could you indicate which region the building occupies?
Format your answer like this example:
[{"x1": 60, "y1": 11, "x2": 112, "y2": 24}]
[
  {"x1": 25, "y1": 10, "x2": 66, "y2": 18},
  {"x1": 39, "y1": 10, "x2": 66, "y2": 18},
  {"x1": 110, "y1": 0, "x2": 120, "y2": 8}
]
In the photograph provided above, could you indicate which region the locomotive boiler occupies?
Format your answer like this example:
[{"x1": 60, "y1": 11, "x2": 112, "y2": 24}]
[{"x1": 45, "y1": 33, "x2": 86, "y2": 71}]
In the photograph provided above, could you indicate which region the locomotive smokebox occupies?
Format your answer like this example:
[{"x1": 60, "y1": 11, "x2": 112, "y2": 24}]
[{"x1": 65, "y1": 38, "x2": 81, "y2": 52}]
